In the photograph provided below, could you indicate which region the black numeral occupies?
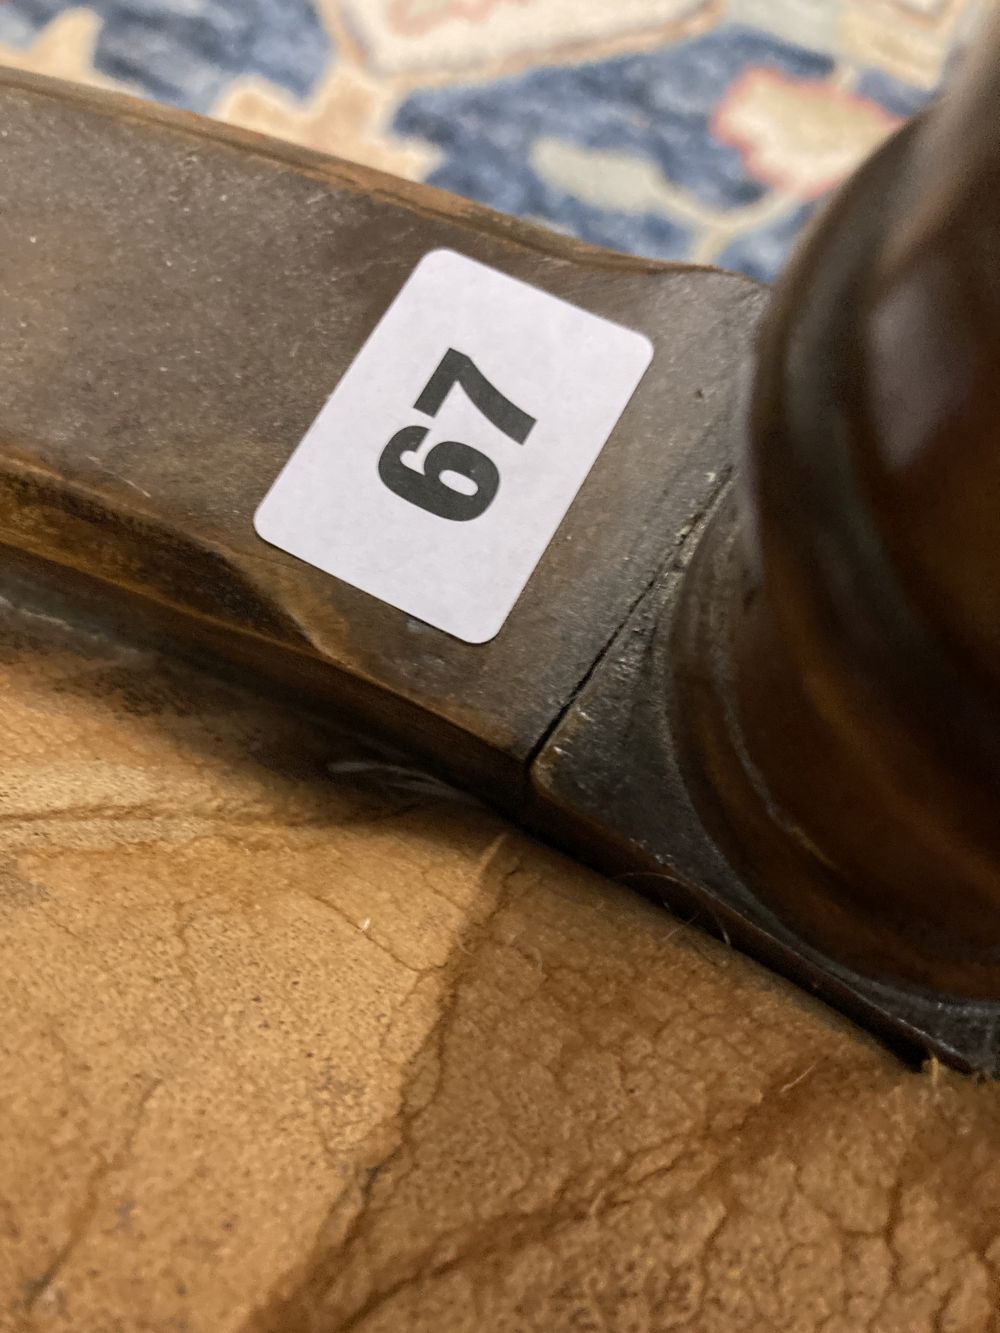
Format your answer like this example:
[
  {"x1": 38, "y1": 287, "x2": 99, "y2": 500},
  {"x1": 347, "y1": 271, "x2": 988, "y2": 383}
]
[
  {"x1": 378, "y1": 425, "x2": 500, "y2": 522},
  {"x1": 413, "y1": 349, "x2": 536, "y2": 445},
  {"x1": 377, "y1": 349, "x2": 536, "y2": 521}
]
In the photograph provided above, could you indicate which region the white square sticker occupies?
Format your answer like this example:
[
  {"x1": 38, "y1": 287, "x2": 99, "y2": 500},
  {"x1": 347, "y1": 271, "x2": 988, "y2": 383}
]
[{"x1": 254, "y1": 249, "x2": 653, "y2": 644}]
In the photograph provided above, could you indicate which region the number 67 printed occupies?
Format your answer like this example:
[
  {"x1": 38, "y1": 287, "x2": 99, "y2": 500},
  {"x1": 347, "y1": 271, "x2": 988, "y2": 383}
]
[{"x1": 377, "y1": 349, "x2": 537, "y2": 522}]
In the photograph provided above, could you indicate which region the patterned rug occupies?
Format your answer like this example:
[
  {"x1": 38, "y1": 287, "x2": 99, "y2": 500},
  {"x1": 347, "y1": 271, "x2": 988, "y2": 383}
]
[{"x1": 0, "y1": 1, "x2": 980, "y2": 281}]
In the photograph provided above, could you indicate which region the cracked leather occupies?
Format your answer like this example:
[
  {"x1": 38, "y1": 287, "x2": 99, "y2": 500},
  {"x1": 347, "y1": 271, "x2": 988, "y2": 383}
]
[{"x1": 2, "y1": 539, "x2": 999, "y2": 1333}]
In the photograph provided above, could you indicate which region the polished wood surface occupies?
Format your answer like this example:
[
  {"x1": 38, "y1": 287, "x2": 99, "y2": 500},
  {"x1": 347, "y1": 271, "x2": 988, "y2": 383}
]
[
  {"x1": 677, "y1": 31, "x2": 1000, "y2": 997},
  {"x1": 0, "y1": 67, "x2": 754, "y2": 804},
  {"x1": 2, "y1": 43, "x2": 1000, "y2": 1333}
]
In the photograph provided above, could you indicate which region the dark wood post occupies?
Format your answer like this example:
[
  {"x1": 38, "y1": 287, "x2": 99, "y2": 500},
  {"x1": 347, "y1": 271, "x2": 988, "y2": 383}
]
[{"x1": 676, "y1": 25, "x2": 1000, "y2": 998}]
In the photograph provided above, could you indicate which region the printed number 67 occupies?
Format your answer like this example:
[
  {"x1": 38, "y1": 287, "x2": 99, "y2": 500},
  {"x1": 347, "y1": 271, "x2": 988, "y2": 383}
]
[{"x1": 377, "y1": 349, "x2": 536, "y2": 521}]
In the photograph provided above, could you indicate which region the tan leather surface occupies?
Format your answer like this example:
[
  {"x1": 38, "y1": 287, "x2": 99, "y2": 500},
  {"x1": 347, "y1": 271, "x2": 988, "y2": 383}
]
[{"x1": 2, "y1": 594, "x2": 999, "y2": 1333}]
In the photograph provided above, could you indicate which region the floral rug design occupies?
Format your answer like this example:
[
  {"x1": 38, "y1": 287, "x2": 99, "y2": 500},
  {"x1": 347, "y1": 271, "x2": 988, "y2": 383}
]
[{"x1": 0, "y1": 0, "x2": 980, "y2": 279}]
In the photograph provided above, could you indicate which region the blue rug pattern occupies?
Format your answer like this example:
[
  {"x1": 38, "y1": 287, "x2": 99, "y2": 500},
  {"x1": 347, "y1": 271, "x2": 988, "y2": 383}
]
[{"x1": 0, "y1": 0, "x2": 975, "y2": 280}]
